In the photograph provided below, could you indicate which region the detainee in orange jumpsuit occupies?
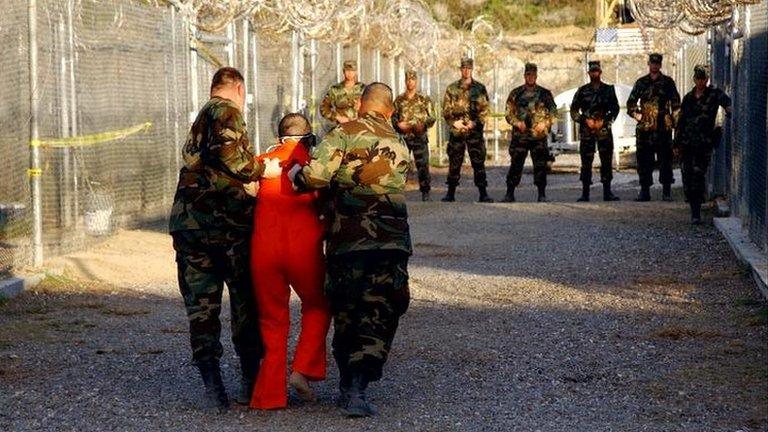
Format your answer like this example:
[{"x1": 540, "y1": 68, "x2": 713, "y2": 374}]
[{"x1": 249, "y1": 114, "x2": 331, "y2": 410}]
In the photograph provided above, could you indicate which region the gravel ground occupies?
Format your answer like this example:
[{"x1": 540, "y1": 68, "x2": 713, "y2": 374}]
[{"x1": 1, "y1": 167, "x2": 766, "y2": 432}]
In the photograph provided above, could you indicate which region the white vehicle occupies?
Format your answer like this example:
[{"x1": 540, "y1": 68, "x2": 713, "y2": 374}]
[{"x1": 550, "y1": 84, "x2": 637, "y2": 166}]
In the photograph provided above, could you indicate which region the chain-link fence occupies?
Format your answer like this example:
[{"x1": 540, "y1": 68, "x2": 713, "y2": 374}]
[
  {"x1": 1, "y1": 0, "x2": 438, "y2": 273},
  {"x1": 709, "y1": 2, "x2": 767, "y2": 252},
  {"x1": 0, "y1": 1, "x2": 32, "y2": 275}
]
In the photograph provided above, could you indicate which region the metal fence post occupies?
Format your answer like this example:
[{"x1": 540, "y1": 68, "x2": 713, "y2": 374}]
[
  {"x1": 250, "y1": 25, "x2": 261, "y2": 154},
  {"x1": 493, "y1": 60, "x2": 499, "y2": 163},
  {"x1": 28, "y1": 0, "x2": 43, "y2": 267}
]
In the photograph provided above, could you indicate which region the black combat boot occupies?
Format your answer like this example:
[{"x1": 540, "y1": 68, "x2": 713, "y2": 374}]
[
  {"x1": 339, "y1": 373, "x2": 377, "y2": 418},
  {"x1": 336, "y1": 369, "x2": 352, "y2": 408},
  {"x1": 441, "y1": 184, "x2": 456, "y2": 202},
  {"x1": 577, "y1": 183, "x2": 590, "y2": 202},
  {"x1": 478, "y1": 186, "x2": 494, "y2": 203},
  {"x1": 690, "y1": 198, "x2": 702, "y2": 225},
  {"x1": 502, "y1": 188, "x2": 516, "y2": 202},
  {"x1": 634, "y1": 185, "x2": 651, "y2": 202},
  {"x1": 662, "y1": 184, "x2": 673, "y2": 201},
  {"x1": 603, "y1": 182, "x2": 620, "y2": 201},
  {"x1": 537, "y1": 185, "x2": 549, "y2": 202},
  {"x1": 421, "y1": 191, "x2": 431, "y2": 202},
  {"x1": 234, "y1": 356, "x2": 259, "y2": 405},
  {"x1": 197, "y1": 361, "x2": 230, "y2": 412}
]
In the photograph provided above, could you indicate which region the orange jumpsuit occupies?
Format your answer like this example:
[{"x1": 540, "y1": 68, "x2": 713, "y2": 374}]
[{"x1": 249, "y1": 139, "x2": 330, "y2": 409}]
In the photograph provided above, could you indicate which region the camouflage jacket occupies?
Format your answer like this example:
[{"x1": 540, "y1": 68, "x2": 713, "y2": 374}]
[
  {"x1": 168, "y1": 97, "x2": 263, "y2": 233},
  {"x1": 320, "y1": 81, "x2": 365, "y2": 124},
  {"x1": 392, "y1": 92, "x2": 436, "y2": 138},
  {"x1": 674, "y1": 85, "x2": 731, "y2": 150},
  {"x1": 570, "y1": 82, "x2": 620, "y2": 140},
  {"x1": 442, "y1": 79, "x2": 490, "y2": 136},
  {"x1": 626, "y1": 73, "x2": 681, "y2": 133},
  {"x1": 505, "y1": 84, "x2": 558, "y2": 141},
  {"x1": 293, "y1": 111, "x2": 412, "y2": 256}
]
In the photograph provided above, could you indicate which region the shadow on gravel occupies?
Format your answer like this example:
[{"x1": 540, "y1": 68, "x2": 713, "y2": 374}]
[{"x1": 0, "y1": 274, "x2": 765, "y2": 432}]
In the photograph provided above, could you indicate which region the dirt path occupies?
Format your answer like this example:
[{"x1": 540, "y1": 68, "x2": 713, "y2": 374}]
[{"x1": 1, "y1": 168, "x2": 766, "y2": 431}]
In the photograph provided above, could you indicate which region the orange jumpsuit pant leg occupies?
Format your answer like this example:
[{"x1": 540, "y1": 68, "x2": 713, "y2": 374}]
[
  {"x1": 284, "y1": 234, "x2": 330, "y2": 381},
  {"x1": 249, "y1": 248, "x2": 291, "y2": 410}
]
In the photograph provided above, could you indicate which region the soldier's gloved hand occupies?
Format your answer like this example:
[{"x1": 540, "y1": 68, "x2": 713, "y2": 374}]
[
  {"x1": 452, "y1": 120, "x2": 466, "y2": 130},
  {"x1": 633, "y1": 112, "x2": 643, "y2": 122},
  {"x1": 397, "y1": 121, "x2": 412, "y2": 133},
  {"x1": 465, "y1": 120, "x2": 476, "y2": 130},
  {"x1": 336, "y1": 115, "x2": 350, "y2": 124},
  {"x1": 516, "y1": 121, "x2": 527, "y2": 133},
  {"x1": 592, "y1": 119, "x2": 604, "y2": 130},
  {"x1": 262, "y1": 157, "x2": 282, "y2": 179},
  {"x1": 243, "y1": 181, "x2": 259, "y2": 197},
  {"x1": 533, "y1": 123, "x2": 547, "y2": 135},
  {"x1": 413, "y1": 123, "x2": 426, "y2": 134},
  {"x1": 287, "y1": 163, "x2": 302, "y2": 183}
]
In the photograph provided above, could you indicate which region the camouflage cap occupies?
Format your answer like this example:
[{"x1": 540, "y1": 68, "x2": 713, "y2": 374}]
[
  {"x1": 693, "y1": 64, "x2": 709, "y2": 79},
  {"x1": 460, "y1": 57, "x2": 474, "y2": 69},
  {"x1": 588, "y1": 60, "x2": 602, "y2": 72},
  {"x1": 648, "y1": 53, "x2": 663, "y2": 64},
  {"x1": 405, "y1": 69, "x2": 417, "y2": 80},
  {"x1": 524, "y1": 62, "x2": 538, "y2": 73},
  {"x1": 343, "y1": 60, "x2": 357, "y2": 71}
]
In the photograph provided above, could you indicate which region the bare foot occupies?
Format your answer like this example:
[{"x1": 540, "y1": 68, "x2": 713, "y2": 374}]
[{"x1": 289, "y1": 371, "x2": 317, "y2": 402}]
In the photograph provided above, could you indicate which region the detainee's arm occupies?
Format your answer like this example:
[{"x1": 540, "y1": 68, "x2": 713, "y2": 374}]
[
  {"x1": 292, "y1": 127, "x2": 345, "y2": 191},
  {"x1": 203, "y1": 106, "x2": 264, "y2": 182}
]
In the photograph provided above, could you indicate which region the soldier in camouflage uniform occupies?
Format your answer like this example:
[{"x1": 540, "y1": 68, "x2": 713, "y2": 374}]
[
  {"x1": 626, "y1": 53, "x2": 681, "y2": 201},
  {"x1": 674, "y1": 65, "x2": 731, "y2": 224},
  {"x1": 289, "y1": 83, "x2": 411, "y2": 418},
  {"x1": 570, "y1": 60, "x2": 621, "y2": 202},
  {"x1": 504, "y1": 63, "x2": 558, "y2": 202},
  {"x1": 168, "y1": 67, "x2": 279, "y2": 412},
  {"x1": 392, "y1": 69, "x2": 436, "y2": 201},
  {"x1": 441, "y1": 57, "x2": 493, "y2": 202},
  {"x1": 320, "y1": 60, "x2": 366, "y2": 125}
]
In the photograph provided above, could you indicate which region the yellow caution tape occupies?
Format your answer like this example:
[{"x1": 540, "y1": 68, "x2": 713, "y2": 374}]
[
  {"x1": 30, "y1": 122, "x2": 153, "y2": 148},
  {"x1": 26, "y1": 168, "x2": 42, "y2": 177}
]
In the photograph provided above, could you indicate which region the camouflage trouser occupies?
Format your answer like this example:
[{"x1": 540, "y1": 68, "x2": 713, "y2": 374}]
[
  {"x1": 172, "y1": 229, "x2": 262, "y2": 366},
  {"x1": 507, "y1": 138, "x2": 549, "y2": 188},
  {"x1": 325, "y1": 250, "x2": 410, "y2": 383},
  {"x1": 404, "y1": 135, "x2": 431, "y2": 193},
  {"x1": 636, "y1": 130, "x2": 674, "y2": 187},
  {"x1": 579, "y1": 136, "x2": 614, "y2": 185},
  {"x1": 446, "y1": 131, "x2": 487, "y2": 188},
  {"x1": 680, "y1": 147, "x2": 712, "y2": 203}
]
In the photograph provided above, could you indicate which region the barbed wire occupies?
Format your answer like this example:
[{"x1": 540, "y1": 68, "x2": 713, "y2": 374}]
[
  {"x1": 163, "y1": 0, "x2": 500, "y2": 72},
  {"x1": 629, "y1": 0, "x2": 762, "y2": 36}
]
